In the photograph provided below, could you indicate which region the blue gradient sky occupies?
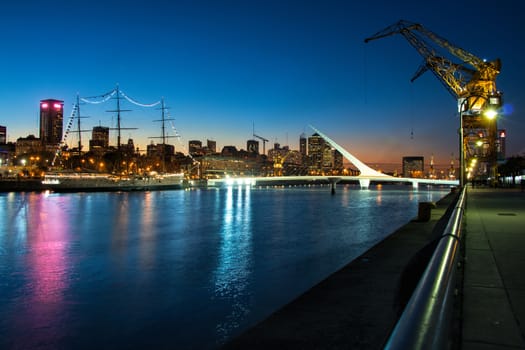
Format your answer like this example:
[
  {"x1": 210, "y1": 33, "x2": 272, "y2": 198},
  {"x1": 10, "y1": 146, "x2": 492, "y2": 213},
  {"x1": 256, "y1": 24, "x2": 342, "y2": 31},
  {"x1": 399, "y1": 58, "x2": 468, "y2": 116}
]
[{"x1": 1, "y1": 0, "x2": 524, "y2": 168}]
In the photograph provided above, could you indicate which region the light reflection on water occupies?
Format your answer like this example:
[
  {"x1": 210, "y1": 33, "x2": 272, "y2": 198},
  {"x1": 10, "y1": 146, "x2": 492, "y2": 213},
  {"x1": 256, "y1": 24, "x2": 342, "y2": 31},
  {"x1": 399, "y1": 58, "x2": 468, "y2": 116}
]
[
  {"x1": 214, "y1": 185, "x2": 253, "y2": 343},
  {"x1": 0, "y1": 185, "x2": 449, "y2": 349}
]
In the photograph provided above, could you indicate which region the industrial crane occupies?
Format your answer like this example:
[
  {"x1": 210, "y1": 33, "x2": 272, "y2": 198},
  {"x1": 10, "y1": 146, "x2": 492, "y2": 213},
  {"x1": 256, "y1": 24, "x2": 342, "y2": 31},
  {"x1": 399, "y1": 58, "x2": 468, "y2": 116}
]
[
  {"x1": 364, "y1": 20, "x2": 502, "y2": 112},
  {"x1": 252, "y1": 123, "x2": 269, "y2": 155},
  {"x1": 273, "y1": 150, "x2": 293, "y2": 176},
  {"x1": 364, "y1": 20, "x2": 502, "y2": 185}
]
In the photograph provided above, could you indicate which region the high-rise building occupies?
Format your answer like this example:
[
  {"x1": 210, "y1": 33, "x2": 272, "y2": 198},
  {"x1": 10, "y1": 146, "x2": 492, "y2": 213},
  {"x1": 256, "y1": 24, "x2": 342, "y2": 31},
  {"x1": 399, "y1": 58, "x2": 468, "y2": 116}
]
[
  {"x1": 39, "y1": 99, "x2": 64, "y2": 151},
  {"x1": 189, "y1": 140, "x2": 202, "y2": 156},
  {"x1": 403, "y1": 156, "x2": 424, "y2": 178},
  {"x1": 247, "y1": 139, "x2": 259, "y2": 154},
  {"x1": 333, "y1": 149, "x2": 344, "y2": 172},
  {"x1": 90, "y1": 126, "x2": 110, "y2": 152},
  {"x1": 307, "y1": 133, "x2": 324, "y2": 172},
  {"x1": 299, "y1": 133, "x2": 307, "y2": 157},
  {"x1": 207, "y1": 139, "x2": 216, "y2": 154},
  {"x1": 0, "y1": 125, "x2": 6, "y2": 144}
]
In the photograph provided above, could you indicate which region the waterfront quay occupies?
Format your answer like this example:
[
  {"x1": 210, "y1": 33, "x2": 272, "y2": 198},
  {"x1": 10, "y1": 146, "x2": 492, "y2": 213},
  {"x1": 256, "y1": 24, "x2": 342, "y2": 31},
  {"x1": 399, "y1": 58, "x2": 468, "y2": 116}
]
[{"x1": 224, "y1": 187, "x2": 525, "y2": 349}]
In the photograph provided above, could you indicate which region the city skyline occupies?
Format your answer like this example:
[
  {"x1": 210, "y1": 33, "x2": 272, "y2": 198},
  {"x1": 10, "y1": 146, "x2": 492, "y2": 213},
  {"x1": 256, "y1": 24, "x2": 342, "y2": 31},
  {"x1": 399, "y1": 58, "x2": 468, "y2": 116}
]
[{"x1": 1, "y1": 0, "x2": 524, "y2": 167}]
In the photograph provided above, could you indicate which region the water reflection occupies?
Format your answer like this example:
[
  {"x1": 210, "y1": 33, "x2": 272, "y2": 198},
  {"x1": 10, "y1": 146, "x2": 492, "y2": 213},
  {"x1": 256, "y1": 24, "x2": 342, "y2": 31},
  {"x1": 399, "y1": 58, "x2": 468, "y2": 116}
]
[
  {"x1": 8, "y1": 194, "x2": 72, "y2": 348},
  {"x1": 138, "y1": 192, "x2": 155, "y2": 270},
  {"x1": 0, "y1": 186, "x2": 451, "y2": 349},
  {"x1": 213, "y1": 185, "x2": 253, "y2": 343}
]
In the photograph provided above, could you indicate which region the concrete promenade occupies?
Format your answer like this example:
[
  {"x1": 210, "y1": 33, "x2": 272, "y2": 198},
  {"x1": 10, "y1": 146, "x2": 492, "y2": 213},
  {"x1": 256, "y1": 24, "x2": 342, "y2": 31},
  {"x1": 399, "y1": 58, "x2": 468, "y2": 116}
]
[
  {"x1": 462, "y1": 187, "x2": 525, "y2": 349},
  {"x1": 224, "y1": 187, "x2": 525, "y2": 349}
]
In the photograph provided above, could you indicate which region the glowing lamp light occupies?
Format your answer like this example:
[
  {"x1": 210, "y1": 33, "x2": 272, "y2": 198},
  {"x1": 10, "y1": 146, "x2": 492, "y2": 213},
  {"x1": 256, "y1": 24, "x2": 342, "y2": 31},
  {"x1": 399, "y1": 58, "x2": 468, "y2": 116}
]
[
  {"x1": 53, "y1": 103, "x2": 62, "y2": 109},
  {"x1": 41, "y1": 103, "x2": 49, "y2": 109},
  {"x1": 484, "y1": 109, "x2": 497, "y2": 120}
]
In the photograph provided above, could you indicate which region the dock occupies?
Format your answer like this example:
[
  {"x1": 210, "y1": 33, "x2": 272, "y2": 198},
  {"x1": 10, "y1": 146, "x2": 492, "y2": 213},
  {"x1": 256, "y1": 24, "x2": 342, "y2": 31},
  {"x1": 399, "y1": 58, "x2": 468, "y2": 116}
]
[{"x1": 224, "y1": 187, "x2": 525, "y2": 349}]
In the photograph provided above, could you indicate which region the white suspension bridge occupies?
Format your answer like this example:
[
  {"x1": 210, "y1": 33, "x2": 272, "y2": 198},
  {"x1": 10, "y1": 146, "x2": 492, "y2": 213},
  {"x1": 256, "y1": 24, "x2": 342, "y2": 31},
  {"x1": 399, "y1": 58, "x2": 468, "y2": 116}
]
[{"x1": 208, "y1": 126, "x2": 459, "y2": 190}]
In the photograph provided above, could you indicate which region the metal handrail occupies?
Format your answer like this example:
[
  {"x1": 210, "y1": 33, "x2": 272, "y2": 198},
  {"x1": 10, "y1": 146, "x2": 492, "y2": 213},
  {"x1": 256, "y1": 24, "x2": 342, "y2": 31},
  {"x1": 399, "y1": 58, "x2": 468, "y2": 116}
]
[{"x1": 384, "y1": 186, "x2": 467, "y2": 349}]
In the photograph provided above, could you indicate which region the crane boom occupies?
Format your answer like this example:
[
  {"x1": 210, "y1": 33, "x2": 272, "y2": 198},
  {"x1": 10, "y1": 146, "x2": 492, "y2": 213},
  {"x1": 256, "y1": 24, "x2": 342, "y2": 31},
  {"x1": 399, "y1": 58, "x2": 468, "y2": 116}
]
[
  {"x1": 364, "y1": 20, "x2": 503, "y2": 186},
  {"x1": 364, "y1": 20, "x2": 501, "y2": 112},
  {"x1": 253, "y1": 133, "x2": 269, "y2": 154}
]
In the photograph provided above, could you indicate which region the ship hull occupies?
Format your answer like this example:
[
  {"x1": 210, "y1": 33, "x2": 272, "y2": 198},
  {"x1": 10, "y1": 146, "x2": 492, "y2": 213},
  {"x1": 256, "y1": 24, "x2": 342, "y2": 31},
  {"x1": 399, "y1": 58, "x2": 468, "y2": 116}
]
[{"x1": 42, "y1": 173, "x2": 185, "y2": 193}]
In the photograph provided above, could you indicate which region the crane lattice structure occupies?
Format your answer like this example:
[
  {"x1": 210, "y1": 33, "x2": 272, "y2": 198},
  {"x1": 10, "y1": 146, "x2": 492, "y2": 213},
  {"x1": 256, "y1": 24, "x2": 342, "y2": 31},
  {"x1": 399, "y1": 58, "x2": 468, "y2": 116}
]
[{"x1": 364, "y1": 20, "x2": 503, "y2": 184}]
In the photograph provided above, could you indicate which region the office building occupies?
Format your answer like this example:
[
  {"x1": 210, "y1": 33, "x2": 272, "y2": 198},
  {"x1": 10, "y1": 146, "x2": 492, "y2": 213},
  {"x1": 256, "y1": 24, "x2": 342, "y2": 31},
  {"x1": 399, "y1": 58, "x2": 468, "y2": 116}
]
[
  {"x1": 307, "y1": 133, "x2": 324, "y2": 172},
  {"x1": 189, "y1": 140, "x2": 203, "y2": 156},
  {"x1": 299, "y1": 133, "x2": 307, "y2": 157},
  {"x1": 89, "y1": 126, "x2": 110, "y2": 152},
  {"x1": 403, "y1": 156, "x2": 424, "y2": 178},
  {"x1": 247, "y1": 139, "x2": 259, "y2": 154},
  {"x1": 39, "y1": 99, "x2": 64, "y2": 151},
  {"x1": 207, "y1": 139, "x2": 216, "y2": 154},
  {"x1": 16, "y1": 135, "x2": 42, "y2": 155},
  {"x1": 0, "y1": 125, "x2": 6, "y2": 144},
  {"x1": 147, "y1": 142, "x2": 174, "y2": 158},
  {"x1": 333, "y1": 149, "x2": 344, "y2": 172}
]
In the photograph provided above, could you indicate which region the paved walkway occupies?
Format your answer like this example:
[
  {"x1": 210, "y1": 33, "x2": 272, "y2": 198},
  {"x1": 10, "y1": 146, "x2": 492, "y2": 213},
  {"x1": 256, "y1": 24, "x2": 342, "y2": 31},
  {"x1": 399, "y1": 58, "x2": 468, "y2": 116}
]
[
  {"x1": 223, "y1": 187, "x2": 525, "y2": 349},
  {"x1": 462, "y1": 187, "x2": 525, "y2": 349}
]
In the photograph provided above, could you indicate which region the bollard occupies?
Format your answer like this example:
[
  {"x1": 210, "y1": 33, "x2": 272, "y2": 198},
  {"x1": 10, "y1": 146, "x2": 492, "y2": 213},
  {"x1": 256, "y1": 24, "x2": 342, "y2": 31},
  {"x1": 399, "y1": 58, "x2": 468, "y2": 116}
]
[{"x1": 417, "y1": 202, "x2": 436, "y2": 222}]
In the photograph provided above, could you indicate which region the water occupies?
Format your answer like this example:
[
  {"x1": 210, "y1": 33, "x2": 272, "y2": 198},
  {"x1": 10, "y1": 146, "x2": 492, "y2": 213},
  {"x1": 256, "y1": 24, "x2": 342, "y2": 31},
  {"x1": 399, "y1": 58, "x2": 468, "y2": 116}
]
[{"x1": 0, "y1": 184, "x2": 449, "y2": 349}]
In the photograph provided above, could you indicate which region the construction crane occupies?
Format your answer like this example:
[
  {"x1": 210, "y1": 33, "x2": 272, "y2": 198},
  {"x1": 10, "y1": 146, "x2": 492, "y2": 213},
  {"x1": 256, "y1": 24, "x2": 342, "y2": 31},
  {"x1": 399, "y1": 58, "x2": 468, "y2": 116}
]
[
  {"x1": 273, "y1": 150, "x2": 293, "y2": 176},
  {"x1": 364, "y1": 20, "x2": 502, "y2": 185},
  {"x1": 364, "y1": 20, "x2": 502, "y2": 111},
  {"x1": 252, "y1": 123, "x2": 269, "y2": 155}
]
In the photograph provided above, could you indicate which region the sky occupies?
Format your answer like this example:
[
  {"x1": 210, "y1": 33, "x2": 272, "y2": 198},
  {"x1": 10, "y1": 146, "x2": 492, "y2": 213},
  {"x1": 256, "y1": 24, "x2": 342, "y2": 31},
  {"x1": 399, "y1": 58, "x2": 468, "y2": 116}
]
[{"x1": 1, "y1": 0, "x2": 524, "y2": 169}]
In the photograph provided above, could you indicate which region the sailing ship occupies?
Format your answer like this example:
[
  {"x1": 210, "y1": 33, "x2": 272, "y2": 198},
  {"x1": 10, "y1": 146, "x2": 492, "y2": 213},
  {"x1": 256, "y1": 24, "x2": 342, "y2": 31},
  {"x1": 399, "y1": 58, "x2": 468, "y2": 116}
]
[
  {"x1": 42, "y1": 86, "x2": 185, "y2": 192},
  {"x1": 42, "y1": 172, "x2": 184, "y2": 192}
]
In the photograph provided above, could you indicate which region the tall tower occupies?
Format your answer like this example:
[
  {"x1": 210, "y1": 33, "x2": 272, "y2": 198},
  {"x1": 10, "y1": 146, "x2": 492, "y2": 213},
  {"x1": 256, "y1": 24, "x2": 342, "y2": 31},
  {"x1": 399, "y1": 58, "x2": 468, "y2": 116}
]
[
  {"x1": 0, "y1": 125, "x2": 6, "y2": 144},
  {"x1": 39, "y1": 99, "x2": 64, "y2": 151},
  {"x1": 307, "y1": 133, "x2": 324, "y2": 172},
  {"x1": 299, "y1": 133, "x2": 307, "y2": 157}
]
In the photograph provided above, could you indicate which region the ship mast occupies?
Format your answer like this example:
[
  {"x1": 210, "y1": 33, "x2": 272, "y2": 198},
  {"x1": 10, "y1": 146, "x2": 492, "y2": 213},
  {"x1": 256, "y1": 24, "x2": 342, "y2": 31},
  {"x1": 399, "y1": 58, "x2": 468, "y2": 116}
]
[
  {"x1": 70, "y1": 94, "x2": 91, "y2": 166},
  {"x1": 106, "y1": 84, "x2": 135, "y2": 150},
  {"x1": 149, "y1": 97, "x2": 176, "y2": 173}
]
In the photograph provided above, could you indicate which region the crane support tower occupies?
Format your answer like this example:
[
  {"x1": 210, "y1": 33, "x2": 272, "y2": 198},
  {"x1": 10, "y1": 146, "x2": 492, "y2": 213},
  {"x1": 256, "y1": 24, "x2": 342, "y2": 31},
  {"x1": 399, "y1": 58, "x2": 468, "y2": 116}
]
[{"x1": 365, "y1": 20, "x2": 503, "y2": 186}]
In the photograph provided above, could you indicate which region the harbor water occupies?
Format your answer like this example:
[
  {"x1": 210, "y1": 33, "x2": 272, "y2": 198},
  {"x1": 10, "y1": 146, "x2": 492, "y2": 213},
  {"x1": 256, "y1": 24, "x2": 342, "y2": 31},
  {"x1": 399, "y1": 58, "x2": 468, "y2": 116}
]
[{"x1": 0, "y1": 184, "x2": 449, "y2": 349}]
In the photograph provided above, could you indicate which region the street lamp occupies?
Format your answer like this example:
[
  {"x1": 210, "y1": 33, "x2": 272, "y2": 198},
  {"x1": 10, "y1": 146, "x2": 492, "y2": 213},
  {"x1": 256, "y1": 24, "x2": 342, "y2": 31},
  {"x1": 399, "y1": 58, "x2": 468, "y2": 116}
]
[
  {"x1": 485, "y1": 95, "x2": 502, "y2": 186},
  {"x1": 459, "y1": 94, "x2": 501, "y2": 187},
  {"x1": 459, "y1": 98, "x2": 468, "y2": 188}
]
